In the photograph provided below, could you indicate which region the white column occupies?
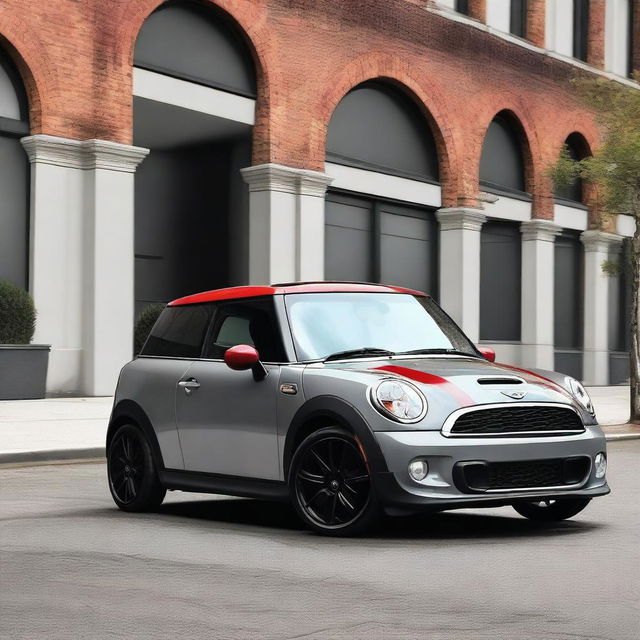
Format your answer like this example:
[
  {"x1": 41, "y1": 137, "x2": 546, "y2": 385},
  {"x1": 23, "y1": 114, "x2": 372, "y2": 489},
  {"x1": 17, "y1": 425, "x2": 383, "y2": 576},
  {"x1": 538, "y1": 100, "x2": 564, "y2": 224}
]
[
  {"x1": 604, "y1": 0, "x2": 630, "y2": 76},
  {"x1": 520, "y1": 219, "x2": 562, "y2": 370},
  {"x1": 436, "y1": 208, "x2": 487, "y2": 343},
  {"x1": 546, "y1": 0, "x2": 574, "y2": 57},
  {"x1": 485, "y1": 0, "x2": 511, "y2": 33},
  {"x1": 581, "y1": 230, "x2": 623, "y2": 385},
  {"x1": 21, "y1": 135, "x2": 148, "y2": 396},
  {"x1": 241, "y1": 163, "x2": 333, "y2": 284}
]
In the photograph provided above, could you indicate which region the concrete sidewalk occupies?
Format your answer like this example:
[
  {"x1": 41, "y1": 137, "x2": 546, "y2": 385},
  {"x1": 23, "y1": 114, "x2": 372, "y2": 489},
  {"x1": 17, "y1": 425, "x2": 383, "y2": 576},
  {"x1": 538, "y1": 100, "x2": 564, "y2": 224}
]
[{"x1": 0, "y1": 387, "x2": 638, "y2": 466}]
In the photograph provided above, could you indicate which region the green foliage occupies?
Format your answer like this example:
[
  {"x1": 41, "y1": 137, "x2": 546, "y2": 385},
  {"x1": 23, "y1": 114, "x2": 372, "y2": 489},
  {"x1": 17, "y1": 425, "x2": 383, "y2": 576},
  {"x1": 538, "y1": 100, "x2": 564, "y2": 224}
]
[
  {"x1": 0, "y1": 280, "x2": 36, "y2": 344},
  {"x1": 134, "y1": 303, "x2": 164, "y2": 355},
  {"x1": 601, "y1": 259, "x2": 622, "y2": 277},
  {"x1": 550, "y1": 75, "x2": 640, "y2": 219}
]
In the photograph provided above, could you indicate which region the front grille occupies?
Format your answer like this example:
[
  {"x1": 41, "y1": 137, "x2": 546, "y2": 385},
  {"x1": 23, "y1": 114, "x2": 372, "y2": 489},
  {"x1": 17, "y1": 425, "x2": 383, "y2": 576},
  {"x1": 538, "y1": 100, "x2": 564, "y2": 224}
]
[
  {"x1": 448, "y1": 405, "x2": 584, "y2": 436},
  {"x1": 453, "y1": 457, "x2": 591, "y2": 493}
]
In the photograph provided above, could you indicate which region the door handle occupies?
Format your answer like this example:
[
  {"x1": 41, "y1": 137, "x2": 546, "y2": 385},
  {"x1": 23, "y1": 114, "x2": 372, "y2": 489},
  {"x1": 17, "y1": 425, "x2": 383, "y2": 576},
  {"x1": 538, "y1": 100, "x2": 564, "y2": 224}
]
[{"x1": 178, "y1": 378, "x2": 200, "y2": 395}]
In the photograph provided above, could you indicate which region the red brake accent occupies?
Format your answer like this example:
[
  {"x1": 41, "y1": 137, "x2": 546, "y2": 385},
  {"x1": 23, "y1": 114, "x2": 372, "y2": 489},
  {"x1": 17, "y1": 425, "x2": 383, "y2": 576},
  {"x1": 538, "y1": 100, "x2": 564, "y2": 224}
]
[
  {"x1": 478, "y1": 346, "x2": 496, "y2": 362},
  {"x1": 373, "y1": 365, "x2": 475, "y2": 407}
]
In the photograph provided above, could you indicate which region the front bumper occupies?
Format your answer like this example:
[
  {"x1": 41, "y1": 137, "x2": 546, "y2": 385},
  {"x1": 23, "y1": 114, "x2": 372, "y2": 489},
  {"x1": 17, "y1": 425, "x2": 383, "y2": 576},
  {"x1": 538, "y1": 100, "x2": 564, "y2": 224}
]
[{"x1": 373, "y1": 426, "x2": 609, "y2": 515}]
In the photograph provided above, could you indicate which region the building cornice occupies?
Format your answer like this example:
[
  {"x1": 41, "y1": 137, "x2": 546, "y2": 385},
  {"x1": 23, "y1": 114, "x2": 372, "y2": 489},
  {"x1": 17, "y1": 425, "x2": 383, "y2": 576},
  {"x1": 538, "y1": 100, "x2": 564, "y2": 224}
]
[
  {"x1": 580, "y1": 229, "x2": 624, "y2": 252},
  {"x1": 427, "y1": 5, "x2": 639, "y2": 91},
  {"x1": 21, "y1": 135, "x2": 149, "y2": 172},
  {"x1": 436, "y1": 207, "x2": 487, "y2": 231},
  {"x1": 241, "y1": 163, "x2": 333, "y2": 197},
  {"x1": 520, "y1": 219, "x2": 563, "y2": 242}
]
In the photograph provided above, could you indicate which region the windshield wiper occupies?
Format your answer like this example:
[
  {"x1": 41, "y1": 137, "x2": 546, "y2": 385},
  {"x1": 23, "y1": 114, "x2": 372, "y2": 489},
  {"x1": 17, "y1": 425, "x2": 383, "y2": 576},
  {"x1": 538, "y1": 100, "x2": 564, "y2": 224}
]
[
  {"x1": 398, "y1": 348, "x2": 478, "y2": 358},
  {"x1": 323, "y1": 347, "x2": 396, "y2": 362}
]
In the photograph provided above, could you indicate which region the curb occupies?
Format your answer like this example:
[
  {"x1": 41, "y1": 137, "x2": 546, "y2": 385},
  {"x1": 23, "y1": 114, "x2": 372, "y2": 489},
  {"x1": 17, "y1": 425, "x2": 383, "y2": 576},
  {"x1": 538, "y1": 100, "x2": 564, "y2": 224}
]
[{"x1": 0, "y1": 447, "x2": 105, "y2": 467}]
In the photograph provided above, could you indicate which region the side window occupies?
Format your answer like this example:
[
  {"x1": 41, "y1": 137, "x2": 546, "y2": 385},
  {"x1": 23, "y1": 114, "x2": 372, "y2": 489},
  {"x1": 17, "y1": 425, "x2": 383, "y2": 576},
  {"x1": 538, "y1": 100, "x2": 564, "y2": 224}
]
[
  {"x1": 141, "y1": 305, "x2": 212, "y2": 358},
  {"x1": 205, "y1": 298, "x2": 286, "y2": 362}
]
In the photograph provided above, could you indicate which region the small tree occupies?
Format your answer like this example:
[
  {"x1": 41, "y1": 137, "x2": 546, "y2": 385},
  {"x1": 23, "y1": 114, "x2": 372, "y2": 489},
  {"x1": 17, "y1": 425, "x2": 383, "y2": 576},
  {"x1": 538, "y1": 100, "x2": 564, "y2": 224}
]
[{"x1": 550, "y1": 76, "x2": 640, "y2": 424}]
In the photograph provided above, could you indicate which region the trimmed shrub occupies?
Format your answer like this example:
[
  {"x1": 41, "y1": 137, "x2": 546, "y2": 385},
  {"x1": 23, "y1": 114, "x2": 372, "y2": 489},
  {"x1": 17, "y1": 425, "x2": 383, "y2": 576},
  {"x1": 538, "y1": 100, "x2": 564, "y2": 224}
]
[
  {"x1": 134, "y1": 303, "x2": 164, "y2": 355},
  {"x1": 0, "y1": 280, "x2": 36, "y2": 344}
]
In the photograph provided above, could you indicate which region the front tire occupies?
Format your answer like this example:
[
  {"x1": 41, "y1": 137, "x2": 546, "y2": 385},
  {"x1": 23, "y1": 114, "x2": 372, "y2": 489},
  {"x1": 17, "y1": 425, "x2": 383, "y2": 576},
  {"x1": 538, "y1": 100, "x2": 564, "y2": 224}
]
[
  {"x1": 512, "y1": 497, "x2": 591, "y2": 521},
  {"x1": 107, "y1": 423, "x2": 166, "y2": 512},
  {"x1": 289, "y1": 426, "x2": 379, "y2": 536}
]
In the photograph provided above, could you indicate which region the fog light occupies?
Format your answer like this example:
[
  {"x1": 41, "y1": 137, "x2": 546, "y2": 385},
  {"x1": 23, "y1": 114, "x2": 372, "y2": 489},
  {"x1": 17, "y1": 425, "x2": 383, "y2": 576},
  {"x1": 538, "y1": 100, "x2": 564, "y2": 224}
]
[
  {"x1": 594, "y1": 452, "x2": 607, "y2": 479},
  {"x1": 408, "y1": 459, "x2": 429, "y2": 482}
]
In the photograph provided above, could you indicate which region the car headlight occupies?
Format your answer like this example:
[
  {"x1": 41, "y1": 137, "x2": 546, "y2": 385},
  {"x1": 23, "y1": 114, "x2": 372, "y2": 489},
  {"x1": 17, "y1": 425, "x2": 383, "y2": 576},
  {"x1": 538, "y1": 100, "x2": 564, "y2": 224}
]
[
  {"x1": 371, "y1": 379, "x2": 427, "y2": 423},
  {"x1": 566, "y1": 377, "x2": 595, "y2": 416}
]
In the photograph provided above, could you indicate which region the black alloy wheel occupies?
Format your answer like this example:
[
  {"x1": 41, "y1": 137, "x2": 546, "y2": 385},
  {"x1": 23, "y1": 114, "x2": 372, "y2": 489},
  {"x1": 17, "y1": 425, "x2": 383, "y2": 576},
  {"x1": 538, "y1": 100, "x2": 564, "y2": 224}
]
[
  {"x1": 289, "y1": 427, "x2": 379, "y2": 535},
  {"x1": 512, "y1": 497, "x2": 591, "y2": 521},
  {"x1": 107, "y1": 423, "x2": 166, "y2": 512}
]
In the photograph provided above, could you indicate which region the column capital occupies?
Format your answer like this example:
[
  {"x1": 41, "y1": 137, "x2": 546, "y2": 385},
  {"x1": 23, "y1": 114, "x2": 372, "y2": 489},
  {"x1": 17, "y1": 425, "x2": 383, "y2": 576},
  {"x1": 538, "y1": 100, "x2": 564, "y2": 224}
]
[
  {"x1": 580, "y1": 230, "x2": 624, "y2": 253},
  {"x1": 241, "y1": 163, "x2": 333, "y2": 196},
  {"x1": 436, "y1": 207, "x2": 486, "y2": 232},
  {"x1": 520, "y1": 219, "x2": 562, "y2": 242},
  {"x1": 21, "y1": 134, "x2": 149, "y2": 172}
]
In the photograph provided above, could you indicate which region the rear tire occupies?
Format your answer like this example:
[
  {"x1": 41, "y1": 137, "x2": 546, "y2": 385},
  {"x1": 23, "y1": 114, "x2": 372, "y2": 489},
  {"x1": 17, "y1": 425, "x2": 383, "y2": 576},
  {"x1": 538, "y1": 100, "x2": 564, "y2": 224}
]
[
  {"x1": 512, "y1": 497, "x2": 591, "y2": 521},
  {"x1": 289, "y1": 426, "x2": 379, "y2": 536},
  {"x1": 107, "y1": 423, "x2": 166, "y2": 512}
]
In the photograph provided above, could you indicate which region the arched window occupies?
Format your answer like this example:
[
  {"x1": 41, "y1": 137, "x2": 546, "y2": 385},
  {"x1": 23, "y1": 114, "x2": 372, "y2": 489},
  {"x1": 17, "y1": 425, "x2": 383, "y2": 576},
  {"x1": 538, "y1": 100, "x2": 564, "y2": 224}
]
[
  {"x1": 134, "y1": 1, "x2": 256, "y2": 97},
  {"x1": 479, "y1": 114, "x2": 526, "y2": 193},
  {"x1": 0, "y1": 49, "x2": 29, "y2": 289},
  {"x1": 326, "y1": 81, "x2": 439, "y2": 181},
  {"x1": 555, "y1": 133, "x2": 589, "y2": 204}
]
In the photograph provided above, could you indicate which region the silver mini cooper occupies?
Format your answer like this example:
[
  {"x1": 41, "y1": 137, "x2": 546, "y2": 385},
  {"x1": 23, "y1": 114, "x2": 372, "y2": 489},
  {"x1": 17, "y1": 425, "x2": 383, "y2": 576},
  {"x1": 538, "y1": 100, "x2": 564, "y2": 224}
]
[{"x1": 107, "y1": 282, "x2": 609, "y2": 535}]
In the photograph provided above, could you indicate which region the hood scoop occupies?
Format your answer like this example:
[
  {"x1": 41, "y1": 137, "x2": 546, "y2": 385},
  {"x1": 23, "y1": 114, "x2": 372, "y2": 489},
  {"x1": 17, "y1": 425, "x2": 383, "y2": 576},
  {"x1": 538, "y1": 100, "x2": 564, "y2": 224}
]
[{"x1": 476, "y1": 376, "x2": 523, "y2": 385}]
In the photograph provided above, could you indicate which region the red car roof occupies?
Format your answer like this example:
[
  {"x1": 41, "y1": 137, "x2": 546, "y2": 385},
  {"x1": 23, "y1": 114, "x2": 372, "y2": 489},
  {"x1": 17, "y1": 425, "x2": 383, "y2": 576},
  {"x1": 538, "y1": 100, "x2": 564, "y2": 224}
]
[{"x1": 168, "y1": 282, "x2": 427, "y2": 306}]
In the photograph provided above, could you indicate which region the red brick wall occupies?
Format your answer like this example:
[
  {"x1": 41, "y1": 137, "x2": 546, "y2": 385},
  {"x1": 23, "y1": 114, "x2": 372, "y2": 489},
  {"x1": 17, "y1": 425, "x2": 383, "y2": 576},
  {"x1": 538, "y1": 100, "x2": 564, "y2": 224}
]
[
  {"x1": 0, "y1": 0, "x2": 605, "y2": 218},
  {"x1": 587, "y1": 0, "x2": 606, "y2": 70}
]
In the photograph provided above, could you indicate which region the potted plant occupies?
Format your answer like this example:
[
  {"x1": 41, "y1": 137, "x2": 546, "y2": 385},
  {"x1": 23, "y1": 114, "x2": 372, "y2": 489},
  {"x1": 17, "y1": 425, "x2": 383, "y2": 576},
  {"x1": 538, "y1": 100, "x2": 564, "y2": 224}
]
[{"x1": 0, "y1": 280, "x2": 50, "y2": 400}]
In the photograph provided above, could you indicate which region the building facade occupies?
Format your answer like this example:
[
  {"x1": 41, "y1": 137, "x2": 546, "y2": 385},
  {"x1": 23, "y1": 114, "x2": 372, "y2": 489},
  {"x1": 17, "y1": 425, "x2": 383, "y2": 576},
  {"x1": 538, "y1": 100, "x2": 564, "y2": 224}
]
[{"x1": 0, "y1": 0, "x2": 637, "y2": 395}]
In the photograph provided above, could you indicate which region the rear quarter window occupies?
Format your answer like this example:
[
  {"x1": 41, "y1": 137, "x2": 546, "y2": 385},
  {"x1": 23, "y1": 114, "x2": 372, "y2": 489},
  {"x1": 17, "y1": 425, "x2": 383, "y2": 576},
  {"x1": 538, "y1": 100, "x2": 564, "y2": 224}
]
[{"x1": 140, "y1": 305, "x2": 212, "y2": 358}]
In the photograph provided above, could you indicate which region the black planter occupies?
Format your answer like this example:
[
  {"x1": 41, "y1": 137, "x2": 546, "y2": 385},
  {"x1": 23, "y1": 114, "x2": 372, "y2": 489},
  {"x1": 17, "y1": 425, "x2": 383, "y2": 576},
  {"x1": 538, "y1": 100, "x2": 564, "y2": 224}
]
[{"x1": 0, "y1": 344, "x2": 50, "y2": 400}]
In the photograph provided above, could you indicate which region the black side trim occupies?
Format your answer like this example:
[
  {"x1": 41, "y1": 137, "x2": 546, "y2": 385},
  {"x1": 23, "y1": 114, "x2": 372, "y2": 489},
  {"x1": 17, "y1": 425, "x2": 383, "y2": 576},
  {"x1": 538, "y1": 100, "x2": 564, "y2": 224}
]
[
  {"x1": 107, "y1": 400, "x2": 165, "y2": 472},
  {"x1": 283, "y1": 396, "x2": 388, "y2": 478},
  {"x1": 160, "y1": 469, "x2": 289, "y2": 501}
]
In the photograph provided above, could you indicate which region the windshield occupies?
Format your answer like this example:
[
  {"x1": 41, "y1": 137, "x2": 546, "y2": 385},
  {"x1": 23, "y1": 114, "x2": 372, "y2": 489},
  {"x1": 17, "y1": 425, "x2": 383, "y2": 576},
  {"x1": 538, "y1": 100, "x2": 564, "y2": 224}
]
[{"x1": 284, "y1": 293, "x2": 478, "y2": 361}]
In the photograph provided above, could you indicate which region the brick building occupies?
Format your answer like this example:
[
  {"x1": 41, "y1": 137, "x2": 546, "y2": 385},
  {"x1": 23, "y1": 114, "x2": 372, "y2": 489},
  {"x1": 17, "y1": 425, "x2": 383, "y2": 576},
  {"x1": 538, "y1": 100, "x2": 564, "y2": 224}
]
[{"x1": 0, "y1": 0, "x2": 637, "y2": 395}]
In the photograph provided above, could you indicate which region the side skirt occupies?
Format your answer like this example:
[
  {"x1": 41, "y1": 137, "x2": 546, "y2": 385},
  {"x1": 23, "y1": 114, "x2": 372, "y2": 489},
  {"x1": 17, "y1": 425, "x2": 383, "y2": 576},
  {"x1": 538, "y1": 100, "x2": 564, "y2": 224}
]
[{"x1": 160, "y1": 469, "x2": 290, "y2": 502}]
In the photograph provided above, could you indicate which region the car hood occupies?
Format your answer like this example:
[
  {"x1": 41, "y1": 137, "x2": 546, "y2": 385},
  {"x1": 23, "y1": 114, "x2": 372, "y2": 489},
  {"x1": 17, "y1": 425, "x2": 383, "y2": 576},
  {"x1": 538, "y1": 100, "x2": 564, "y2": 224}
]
[{"x1": 319, "y1": 356, "x2": 582, "y2": 415}]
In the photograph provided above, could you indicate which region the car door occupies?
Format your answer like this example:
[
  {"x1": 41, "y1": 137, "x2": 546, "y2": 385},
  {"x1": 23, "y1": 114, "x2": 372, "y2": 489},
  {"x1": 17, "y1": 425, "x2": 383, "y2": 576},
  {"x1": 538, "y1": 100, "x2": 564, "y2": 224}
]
[{"x1": 175, "y1": 297, "x2": 284, "y2": 480}]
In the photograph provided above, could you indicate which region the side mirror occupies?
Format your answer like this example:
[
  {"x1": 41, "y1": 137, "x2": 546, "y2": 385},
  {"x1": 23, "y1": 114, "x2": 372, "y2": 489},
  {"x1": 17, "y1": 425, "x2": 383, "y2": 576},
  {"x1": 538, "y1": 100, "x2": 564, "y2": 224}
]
[
  {"x1": 224, "y1": 344, "x2": 267, "y2": 381},
  {"x1": 478, "y1": 346, "x2": 496, "y2": 363}
]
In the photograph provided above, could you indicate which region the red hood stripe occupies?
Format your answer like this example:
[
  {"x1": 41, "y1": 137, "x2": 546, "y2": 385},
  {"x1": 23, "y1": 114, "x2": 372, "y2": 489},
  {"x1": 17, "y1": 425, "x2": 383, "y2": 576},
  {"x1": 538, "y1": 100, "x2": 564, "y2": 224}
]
[
  {"x1": 373, "y1": 365, "x2": 475, "y2": 407},
  {"x1": 495, "y1": 363, "x2": 574, "y2": 400}
]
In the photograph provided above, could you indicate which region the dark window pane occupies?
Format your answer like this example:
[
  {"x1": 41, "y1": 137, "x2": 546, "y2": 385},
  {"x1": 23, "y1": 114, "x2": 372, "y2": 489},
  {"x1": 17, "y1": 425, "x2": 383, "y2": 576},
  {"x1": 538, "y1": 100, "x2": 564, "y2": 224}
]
[
  {"x1": 141, "y1": 305, "x2": 212, "y2": 358},
  {"x1": 134, "y1": 4, "x2": 256, "y2": 97},
  {"x1": 480, "y1": 222, "x2": 522, "y2": 341},
  {"x1": 205, "y1": 298, "x2": 286, "y2": 362},
  {"x1": 0, "y1": 50, "x2": 28, "y2": 122},
  {"x1": 573, "y1": 0, "x2": 589, "y2": 61},
  {"x1": 326, "y1": 81, "x2": 439, "y2": 181},
  {"x1": 628, "y1": 0, "x2": 635, "y2": 77},
  {"x1": 479, "y1": 116, "x2": 526, "y2": 192},
  {"x1": 324, "y1": 194, "x2": 373, "y2": 282},
  {"x1": 510, "y1": 0, "x2": 527, "y2": 37},
  {"x1": 554, "y1": 232, "x2": 583, "y2": 350},
  {"x1": 379, "y1": 204, "x2": 437, "y2": 296},
  {"x1": 455, "y1": 0, "x2": 469, "y2": 14},
  {"x1": 554, "y1": 140, "x2": 583, "y2": 202}
]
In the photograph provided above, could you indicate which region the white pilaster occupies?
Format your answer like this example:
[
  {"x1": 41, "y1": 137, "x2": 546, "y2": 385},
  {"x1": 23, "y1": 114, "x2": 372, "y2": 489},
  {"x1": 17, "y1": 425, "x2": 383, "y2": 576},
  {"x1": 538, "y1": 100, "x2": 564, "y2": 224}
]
[
  {"x1": 241, "y1": 163, "x2": 333, "y2": 284},
  {"x1": 21, "y1": 135, "x2": 148, "y2": 396},
  {"x1": 581, "y1": 230, "x2": 624, "y2": 385},
  {"x1": 436, "y1": 208, "x2": 487, "y2": 343},
  {"x1": 520, "y1": 219, "x2": 562, "y2": 370}
]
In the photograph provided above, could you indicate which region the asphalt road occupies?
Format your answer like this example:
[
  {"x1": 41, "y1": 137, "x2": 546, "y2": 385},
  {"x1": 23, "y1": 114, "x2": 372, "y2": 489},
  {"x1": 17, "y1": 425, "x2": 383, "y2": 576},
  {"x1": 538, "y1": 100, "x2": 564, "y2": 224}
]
[{"x1": 1, "y1": 441, "x2": 638, "y2": 640}]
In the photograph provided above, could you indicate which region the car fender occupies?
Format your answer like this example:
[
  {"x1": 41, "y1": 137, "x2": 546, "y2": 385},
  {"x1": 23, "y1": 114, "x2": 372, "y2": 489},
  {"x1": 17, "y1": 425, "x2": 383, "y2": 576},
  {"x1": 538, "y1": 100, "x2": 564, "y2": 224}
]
[{"x1": 283, "y1": 395, "x2": 388, "y2": 478}]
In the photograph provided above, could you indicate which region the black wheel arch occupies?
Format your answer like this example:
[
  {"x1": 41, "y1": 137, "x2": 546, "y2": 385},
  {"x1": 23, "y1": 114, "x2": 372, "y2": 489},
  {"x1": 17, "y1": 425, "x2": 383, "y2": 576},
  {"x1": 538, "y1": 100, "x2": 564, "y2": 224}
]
[
  {"x1": 283, "y1": 395, "x2": 388, "y2": 479},
  {"x1": 107, "y1": 399, "x2": 165, "y2": 472}
]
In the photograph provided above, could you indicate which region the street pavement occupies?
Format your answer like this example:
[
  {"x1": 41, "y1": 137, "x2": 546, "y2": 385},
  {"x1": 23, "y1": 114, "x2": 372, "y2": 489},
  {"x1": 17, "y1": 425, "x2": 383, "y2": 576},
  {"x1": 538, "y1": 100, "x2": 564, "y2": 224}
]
[{"x1": 0, "y1": 440, "x2": 638, "y2": 639}]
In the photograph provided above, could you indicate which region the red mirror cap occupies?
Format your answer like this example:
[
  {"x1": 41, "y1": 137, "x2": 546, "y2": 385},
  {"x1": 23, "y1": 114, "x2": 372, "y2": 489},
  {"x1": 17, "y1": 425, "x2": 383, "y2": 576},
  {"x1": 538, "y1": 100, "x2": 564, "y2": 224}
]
[
  {"x1": 224, "y1": 344, "x2": 260, "y2": 370},
  {"x1": 478, "y1": 347, "x2": 496, "y2": 363}
]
